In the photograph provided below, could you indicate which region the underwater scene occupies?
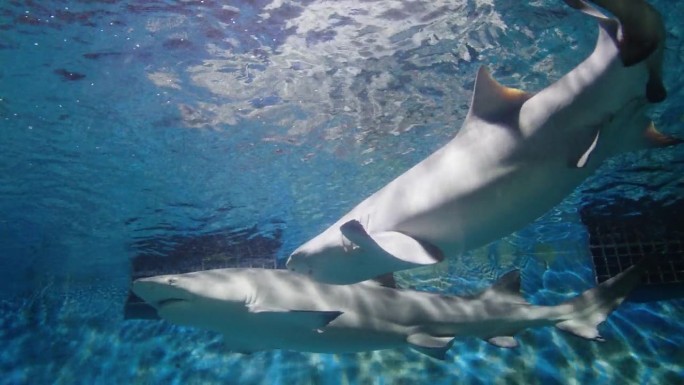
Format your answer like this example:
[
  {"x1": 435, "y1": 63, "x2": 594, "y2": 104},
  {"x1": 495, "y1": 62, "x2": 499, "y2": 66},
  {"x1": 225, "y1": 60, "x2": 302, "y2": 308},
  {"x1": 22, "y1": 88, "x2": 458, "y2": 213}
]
[{"x1": 1, "y1": 0, "x2": 683, "y2": 384}]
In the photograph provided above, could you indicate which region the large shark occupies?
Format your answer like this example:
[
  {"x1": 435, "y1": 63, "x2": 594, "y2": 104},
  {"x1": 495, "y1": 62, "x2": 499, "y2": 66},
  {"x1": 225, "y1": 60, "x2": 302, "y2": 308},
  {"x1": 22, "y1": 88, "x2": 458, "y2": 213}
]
[
  {"x1": 132, "y1": 261, "x2": 646, "y2": 359},
  {"x1": 286, "y1": 0, "x2": 679, "y2": 284}
]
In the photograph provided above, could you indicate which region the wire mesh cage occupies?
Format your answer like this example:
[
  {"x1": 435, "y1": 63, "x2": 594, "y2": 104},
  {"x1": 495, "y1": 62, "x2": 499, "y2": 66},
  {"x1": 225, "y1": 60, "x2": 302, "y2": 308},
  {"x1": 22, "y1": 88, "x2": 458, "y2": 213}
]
[{"x1": 581, "y1": 197, "x2": 684, "y2": 302}]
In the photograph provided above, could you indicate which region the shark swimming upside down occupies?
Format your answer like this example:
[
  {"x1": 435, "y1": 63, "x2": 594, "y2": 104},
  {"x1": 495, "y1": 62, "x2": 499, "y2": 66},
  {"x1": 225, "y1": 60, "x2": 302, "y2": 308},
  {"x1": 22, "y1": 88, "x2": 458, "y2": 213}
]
[{"x1": 286, "y1": 0, "x2": 680, "y2": 284}]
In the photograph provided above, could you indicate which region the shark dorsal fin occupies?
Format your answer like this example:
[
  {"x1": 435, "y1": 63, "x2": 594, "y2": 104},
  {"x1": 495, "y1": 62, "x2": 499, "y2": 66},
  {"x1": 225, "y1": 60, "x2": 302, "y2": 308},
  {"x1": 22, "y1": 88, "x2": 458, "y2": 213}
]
[
  {"x1": 477, "y1": 270, "x2": 529, "y2": 305},
  {"x1": 468, "y1": 66, "x2": 531, "y2": 125}
]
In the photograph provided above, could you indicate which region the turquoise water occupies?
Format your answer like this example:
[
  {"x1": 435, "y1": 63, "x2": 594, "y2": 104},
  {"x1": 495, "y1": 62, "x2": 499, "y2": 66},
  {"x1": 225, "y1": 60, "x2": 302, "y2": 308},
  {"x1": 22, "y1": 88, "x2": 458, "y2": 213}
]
[{"x1": 1, "y1": 0, "x2": 683, "y2": 384}]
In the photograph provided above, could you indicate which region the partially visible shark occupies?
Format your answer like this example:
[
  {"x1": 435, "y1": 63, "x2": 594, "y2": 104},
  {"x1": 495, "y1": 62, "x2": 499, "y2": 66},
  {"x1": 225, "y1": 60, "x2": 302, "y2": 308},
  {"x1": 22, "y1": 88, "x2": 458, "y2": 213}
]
[
  {"x1": 132, "y1": 260, "x2": 647, "y2": 359},
  {"x1": 286, "y1": 0, "x2": 679, "y2": 284}
]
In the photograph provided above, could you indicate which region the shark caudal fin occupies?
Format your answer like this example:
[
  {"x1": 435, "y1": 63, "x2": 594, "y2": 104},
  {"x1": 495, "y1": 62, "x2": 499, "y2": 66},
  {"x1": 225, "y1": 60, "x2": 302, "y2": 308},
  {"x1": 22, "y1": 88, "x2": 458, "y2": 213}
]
[
  {"x1": 555, "y1": 260, "x2": 647, "y2": 340},
  {"x1": 563, "y1": 0, "x2": 667, "y2": 102}
]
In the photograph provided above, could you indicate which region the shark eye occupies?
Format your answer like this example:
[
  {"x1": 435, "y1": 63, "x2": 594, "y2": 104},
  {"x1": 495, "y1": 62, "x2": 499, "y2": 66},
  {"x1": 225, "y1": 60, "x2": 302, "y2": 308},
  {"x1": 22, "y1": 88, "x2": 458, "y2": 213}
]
[{"x1": 167, "y1": 277, "x2": 177, "y2": 285}]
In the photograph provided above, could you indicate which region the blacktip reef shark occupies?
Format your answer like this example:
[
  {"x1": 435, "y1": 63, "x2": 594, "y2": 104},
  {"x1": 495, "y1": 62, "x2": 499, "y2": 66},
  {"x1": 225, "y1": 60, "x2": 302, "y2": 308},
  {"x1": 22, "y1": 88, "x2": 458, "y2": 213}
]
[
  {"x1": 286, "y1": 0, "x2": 680, "y2": 284},
  {"x1": 132, "y1": 261, "x2": 647, "y2": 359}
]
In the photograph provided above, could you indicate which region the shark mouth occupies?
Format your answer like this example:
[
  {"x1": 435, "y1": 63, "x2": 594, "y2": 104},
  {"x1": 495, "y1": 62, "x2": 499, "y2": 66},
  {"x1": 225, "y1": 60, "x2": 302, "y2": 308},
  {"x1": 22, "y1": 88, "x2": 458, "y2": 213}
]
[{"x1": 156, "y1": 298, "x2": 187, "y2": 308}]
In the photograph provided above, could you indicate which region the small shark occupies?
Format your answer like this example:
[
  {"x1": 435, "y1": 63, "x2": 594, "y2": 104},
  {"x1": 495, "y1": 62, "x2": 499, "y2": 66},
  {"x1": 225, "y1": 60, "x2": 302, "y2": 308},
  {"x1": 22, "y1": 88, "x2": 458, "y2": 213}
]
[
  {"x1": 132, "y1": 261, "x2": 646, "y2": 359},
  {"x1": 286, "y1": 0, "x2": 679, "y2": 284}
]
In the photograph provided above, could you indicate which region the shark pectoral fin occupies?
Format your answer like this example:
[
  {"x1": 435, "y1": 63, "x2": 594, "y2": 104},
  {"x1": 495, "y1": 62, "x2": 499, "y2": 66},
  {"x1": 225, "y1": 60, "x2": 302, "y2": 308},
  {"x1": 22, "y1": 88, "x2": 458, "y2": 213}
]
[
  {"x1": 644, "y1": 122, "x2": 682, "y2": 148},
  {"x1": 286, "y1": 310, "x2": 343, "y2": 329},
  {"x1": 340, "y1": 219, "x2": 376, "y2": 249},
  {"x1": 373, "y1": 231, "x2": 443, "y2": 266},
  {"x1": 467, "y1": 66, "x2": 532, "y2": 125},
  {"x1": 487, "y1": 336, "x2": 519, "y2": 348},
  {"x1": 407, "y1": 333, "x2": 453, "y2": 360},
  {"x1": 555, "y1": 319, "x2": 604, "y2": 341},
  {"x1": 340, "y1": 220, "x2": 443, "y2": 267},
  {"x1": 248, "y1": 305, "x2": 343, "y2": 329}
]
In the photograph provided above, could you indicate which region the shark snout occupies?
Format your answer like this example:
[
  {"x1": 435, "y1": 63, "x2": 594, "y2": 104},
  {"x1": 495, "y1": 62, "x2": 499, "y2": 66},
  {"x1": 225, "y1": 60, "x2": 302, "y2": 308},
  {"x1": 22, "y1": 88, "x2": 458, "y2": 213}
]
[
  {"x1": 132, "y1": 276, "x2": 190, "y2": 309},
  {"x1": 286, "y1": 252, "x2": 314, "y2": 276}
]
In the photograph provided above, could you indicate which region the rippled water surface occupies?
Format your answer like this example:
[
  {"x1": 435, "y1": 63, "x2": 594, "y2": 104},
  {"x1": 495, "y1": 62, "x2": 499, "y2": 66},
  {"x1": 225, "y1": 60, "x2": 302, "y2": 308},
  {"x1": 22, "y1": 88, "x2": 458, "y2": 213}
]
[{"x1": 1, "y1": 1, "x2": 683, "y2": 384}]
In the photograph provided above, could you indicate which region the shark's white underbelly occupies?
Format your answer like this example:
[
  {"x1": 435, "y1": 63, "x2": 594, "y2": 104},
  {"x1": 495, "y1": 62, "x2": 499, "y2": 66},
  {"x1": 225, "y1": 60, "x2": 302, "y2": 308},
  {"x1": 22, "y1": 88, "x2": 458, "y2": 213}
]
[{"x1": 346, "y1": 130, "x2": 592, "y2": 254}]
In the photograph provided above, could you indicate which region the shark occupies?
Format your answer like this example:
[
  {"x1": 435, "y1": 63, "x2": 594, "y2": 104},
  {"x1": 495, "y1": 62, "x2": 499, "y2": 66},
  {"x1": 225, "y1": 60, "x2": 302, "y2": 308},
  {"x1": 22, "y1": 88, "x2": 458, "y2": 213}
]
[
  {"x1": 132, "y1": 260, "x2": 647, "y2": 359},
  {"x1": 286, "y1": 0, "x2": 679, "y2": 284}
]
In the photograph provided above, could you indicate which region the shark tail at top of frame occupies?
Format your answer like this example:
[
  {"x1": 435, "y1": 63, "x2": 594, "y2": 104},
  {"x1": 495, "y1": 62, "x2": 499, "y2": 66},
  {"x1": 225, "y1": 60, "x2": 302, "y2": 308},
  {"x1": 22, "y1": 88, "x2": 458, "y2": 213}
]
[{"x1": 562, "y1": 0, "x2": 667, "y2": 102}]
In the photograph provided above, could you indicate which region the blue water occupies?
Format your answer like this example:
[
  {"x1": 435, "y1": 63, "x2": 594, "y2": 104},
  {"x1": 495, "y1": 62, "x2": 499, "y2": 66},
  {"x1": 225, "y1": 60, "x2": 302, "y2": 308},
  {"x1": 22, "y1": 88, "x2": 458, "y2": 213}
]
[{"x1": 1, "y1": 0, "x2": 683, "y2": 384}]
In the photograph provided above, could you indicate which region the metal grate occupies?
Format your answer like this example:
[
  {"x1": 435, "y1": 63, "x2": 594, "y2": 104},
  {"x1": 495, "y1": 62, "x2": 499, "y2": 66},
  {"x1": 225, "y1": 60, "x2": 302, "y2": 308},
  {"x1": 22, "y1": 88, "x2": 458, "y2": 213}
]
[
  {"x1": 581, "y1": 198, "x2": 684, "y2": 302},
  {"x1": 129, "y1": 226, "x2": 284, "y2": 280}
]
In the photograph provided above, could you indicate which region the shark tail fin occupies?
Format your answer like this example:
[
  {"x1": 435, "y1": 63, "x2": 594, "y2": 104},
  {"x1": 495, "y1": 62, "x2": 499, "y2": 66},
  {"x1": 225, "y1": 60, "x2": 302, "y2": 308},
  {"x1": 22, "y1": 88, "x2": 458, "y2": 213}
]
[
  {"x1": 564, "y1": 0, "x2": 666, "y2": 102},
  {"x1": 555, "y1": 259, "x2": 647, "y2": 340},
  {"x1": 586, "y1": 0, "x2": 664, "y2": 62}
]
